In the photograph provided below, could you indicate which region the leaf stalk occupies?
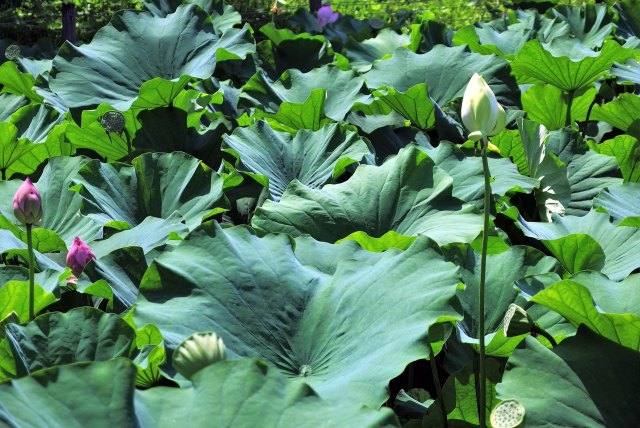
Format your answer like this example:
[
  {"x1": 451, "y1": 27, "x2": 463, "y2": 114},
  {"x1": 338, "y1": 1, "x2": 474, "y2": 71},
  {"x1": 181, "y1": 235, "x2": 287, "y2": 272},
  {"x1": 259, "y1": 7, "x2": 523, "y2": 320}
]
[
  {"x1": 478, "y1": 135, "x2": 492, "y2": 428},
  {"x1": 26, "y1": 223, "x2": 35, "y2": 321}
]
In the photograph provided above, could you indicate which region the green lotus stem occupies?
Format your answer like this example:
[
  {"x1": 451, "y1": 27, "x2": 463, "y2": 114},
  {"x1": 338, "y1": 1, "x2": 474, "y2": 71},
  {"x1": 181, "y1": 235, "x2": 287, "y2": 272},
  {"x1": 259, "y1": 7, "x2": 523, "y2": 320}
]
[
  {"x1": 26, "y1": 223, "x2": 35, "y2": 321},
  {"x1": 1, "y1": 169, "x2": 5, "y2": 180},
  {"x1": 428, "y1": 345, "x2": 448, "y2": 428},
  {"x1": 478, "y1": 135, "x2": 492, "y2": 428},
  {"x1": 123, "y1": 128, "x2": 133, "y2": 164},
  {"x1": 565, "y1": 89, "x2": 575, "y2": 128},
  {"x1": 532, "y1": 325, "x2": 558, "y2": 347}
]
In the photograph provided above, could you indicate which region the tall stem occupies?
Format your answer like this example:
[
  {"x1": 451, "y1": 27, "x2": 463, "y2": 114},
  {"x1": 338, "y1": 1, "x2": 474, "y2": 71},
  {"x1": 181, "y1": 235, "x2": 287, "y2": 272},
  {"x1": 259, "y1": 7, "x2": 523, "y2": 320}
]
[
  {"x1": 565, "y1": 90, "x2": 575, "y2": 128},
  {"x1": 123, "y1": 129, "x2": 133, "y2": 164},
  {"x1": 428, "y1": 345, "x2": 448, "y2": 428},
  {"x1": 26, "y1": 223, "x2": 35, "y2": 321},
  {"x1": 478, "y1": 136, "x2": 492, "y2": 428}
]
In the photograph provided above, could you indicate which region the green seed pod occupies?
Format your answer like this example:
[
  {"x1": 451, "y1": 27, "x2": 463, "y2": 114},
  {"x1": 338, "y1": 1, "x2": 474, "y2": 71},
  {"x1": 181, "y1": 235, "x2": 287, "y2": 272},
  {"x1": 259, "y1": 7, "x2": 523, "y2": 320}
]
[
  {"x1": 100, "y1": 111, "x2": 126, "y2": 133},
  {"x1": 503, "y1": 304, "x2": 534, "y2": 337},
  {"x1": 490, "y1": 399, "x2": 525, "y2": 428},
  {"x1": 172, "y1": 331, "x2": 226, "y2": 379},
  {"x1": 4, "y1": 45, "x2": 20, "y2": 61}
]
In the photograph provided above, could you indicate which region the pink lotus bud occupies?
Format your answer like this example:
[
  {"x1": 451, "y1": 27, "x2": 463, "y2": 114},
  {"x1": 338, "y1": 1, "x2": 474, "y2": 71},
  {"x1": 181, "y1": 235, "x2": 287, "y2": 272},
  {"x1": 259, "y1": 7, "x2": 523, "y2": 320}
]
[
  {"x1": 66, "y1": 237, "x2": 96, "y2": 277},
  {"x1": 317, "y1": 6, "x2": 339, "y2": 26},
  {"x1": 12, "y1": 178, "x2": 42, "y2": 225}
]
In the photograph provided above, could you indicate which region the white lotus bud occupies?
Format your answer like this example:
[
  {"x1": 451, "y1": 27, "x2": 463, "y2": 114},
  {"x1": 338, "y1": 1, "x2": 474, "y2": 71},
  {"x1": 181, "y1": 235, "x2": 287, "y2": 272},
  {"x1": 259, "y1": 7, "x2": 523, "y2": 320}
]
[
  {"x1": 461, "y1": 73, "x2": 506, "y2": 141},
  {"x1": 172, "y1": 332, "x2": 226, "y2": 379}
]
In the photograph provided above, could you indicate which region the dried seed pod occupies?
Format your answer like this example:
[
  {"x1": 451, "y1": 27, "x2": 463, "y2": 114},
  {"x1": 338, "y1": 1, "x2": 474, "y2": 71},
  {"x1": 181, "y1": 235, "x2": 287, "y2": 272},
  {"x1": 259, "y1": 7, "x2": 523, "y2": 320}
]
[
  {"x1": 100, "y1": 111, "x2": 126, "y2": 133},
  {"x1": 4, "y1": 44, "x2": 20, "y2": 61}
]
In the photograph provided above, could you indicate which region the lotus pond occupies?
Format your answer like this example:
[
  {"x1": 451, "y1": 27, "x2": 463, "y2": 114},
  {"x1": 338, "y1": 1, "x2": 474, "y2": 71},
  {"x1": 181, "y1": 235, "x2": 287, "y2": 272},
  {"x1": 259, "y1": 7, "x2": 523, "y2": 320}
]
[{"x1": 0, "y1": 1, "x2": 639, "y2": 427}]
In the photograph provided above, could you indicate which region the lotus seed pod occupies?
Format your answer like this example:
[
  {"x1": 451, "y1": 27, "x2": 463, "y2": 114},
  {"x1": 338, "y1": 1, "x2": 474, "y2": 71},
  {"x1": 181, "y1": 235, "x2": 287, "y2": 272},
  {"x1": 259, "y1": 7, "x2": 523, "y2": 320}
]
[
  {"x1": 461, "y1": 73, "x2": 506, "y2": 142},
  {"x1": 172, "y1": 332, "x2": 226, "y2": 379},
  {"x1": 100, "y1": 111, "x2": 125, "y2": 133},
  {"x1": 503, "y1": 304, "x2": 534, "y2": 337},
  {"x1": 490, "y1": 399, "x2": 525, "y2": 428},
  {"x1": 12, "y1": 178, "x2": 42, "y2": 225},
  {"x1": 4, "y1": 44, "x2": 20, "y2": 61}
]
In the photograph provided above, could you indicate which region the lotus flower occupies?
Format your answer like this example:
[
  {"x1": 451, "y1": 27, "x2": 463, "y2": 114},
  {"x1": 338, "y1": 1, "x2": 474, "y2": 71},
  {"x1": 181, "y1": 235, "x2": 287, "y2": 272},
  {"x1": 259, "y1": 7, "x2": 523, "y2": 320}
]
[
  {"x1": 461, "y1": 73, "x2": 506, "y2": 141},
  {"x1": 317, "y1": 6, "x2": 339, "y2": 26},
  {"x1": 12, "y1": 178, "x2": 42, "y2": 225},
  {"x1": 66, "y1": 237, "x2": 96, "y2": 277},
  {"x1": 173, "y1": 332, "x2": 226, "y2": 379}
]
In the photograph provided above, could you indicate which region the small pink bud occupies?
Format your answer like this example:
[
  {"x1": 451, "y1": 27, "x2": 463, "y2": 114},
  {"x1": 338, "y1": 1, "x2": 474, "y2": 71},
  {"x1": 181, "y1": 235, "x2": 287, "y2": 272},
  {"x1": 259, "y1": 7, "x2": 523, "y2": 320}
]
[
  {"x1": 66, "y1": 237, "x2": 96, "y2": 277},
  {"x1": 317, "y1": 6, "x2": 339, "y2": 26},
  {"x1": 12, "y1": 178, "x2": 42, "y2": 225}
]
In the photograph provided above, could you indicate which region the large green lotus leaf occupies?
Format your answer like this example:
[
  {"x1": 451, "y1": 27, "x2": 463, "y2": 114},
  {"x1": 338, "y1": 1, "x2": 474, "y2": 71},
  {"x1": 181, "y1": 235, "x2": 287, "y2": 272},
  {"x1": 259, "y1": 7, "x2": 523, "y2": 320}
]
[
  {"x1": 252, "y1": 145, "x2": 483, "y2": 246},
  {"x1": 0, "y1": 114, "x2": 72, "y2": 180},
  {"x1": 343, "y1": 29, "x2": 411, "y2": 72},
  {"x1": 569, "y1": 271, "x2": 640, "y2": 316},
  {"x1": 242, "y1": 65, "x2": 371, "y2": 121},
  {"x1": 372, "y1": 84, "x2": 436, "y2": 131},
  {"x1": 90, "y1": 214, "x2": 188, "y2": 257},
  {"x1": 136, "y1": 359, "x2": 399, "y2": 428},
  {"x1": 8, "y1": 123, "x2": 74, "y2": 178},
  {"x1": 134, "y1": 222, "x2": 462, "y2": 406},
  {"x1": 65, "y1": 105, "x2": 139, "y2": 162},
  {"x1": 612, "y1": 59, "x2": 640, "y2": 85},
  {"x1": 522, "y1": 84, "x2": 596, "y2": 130},
  {"x1": 264, "y1": 88, "x2": 329, "y2": 132},
  {"x1": 223, "y1": 121, "x2": 370, "y2": 200},
  {"x1": 545, "y1": 128, "x2": 622, "y2": 216},
  {"x1": 496, "y1": 327, "x2": 640, "y2": 427},
  {"x1": 591, "y1": 93, "x2": 640, "y2": 137},
  {"x1": 83, "y1": 246, "x2": 147, "y2": 311},
  {"x1": 589, "y1": 135, "x2": 640, "y2": 183},
  {"x1": 49, "y1": 5, "x2": 254, "y2": 110},
  {"x1": 363, "y1": 45, "x2": 520, "y2": 107},
  {"x1": 0, "y1": 122, "x2": 34, "y2": 180},
  {"x1": 0, "y1": 93, "x2": 28, "y2": 122},
  {"x1": 0, "y1": 230, "x2": 64, "y2": 272},
  {"x1": 495, "y1": 120, "x2": 570, "y2": 220},
  {"x1": 423, "y1": 142, "x2": 539, "y2": 208},
  {"x1": 510, "y1": 39, "x2": 633, "y2": 91},
  {"x1": 9, "y1": 103, "x2": 64, "y2": 144},
  {"x1": 143, "y1": 0, "x2": 241, "y2": 34},
  {"x1": 453, "y1": 24, "x2": 532, "y2": 58},
  {"x1": 5, "y1": 307, "x2": 135, "y2": 377},
  {"x1": 0, "y1": 281, "x2": 57, "y2": 323},
  {"x1": 0, "y1": 359, "x2": 137, "y2": 428},
  {"x1": 594, "y1": 182, "x2": 640, "y2": 223},
  {"x1": 0, "y1": 156, "x2": 103, "y2": 245},
  {"x1": 518, "y1": 210, "x2": 640, "y2": 280},
  {"x1": 407, "y1": 18, "x2": 453, "y2": 54},
  {"x1": 0, "y1": 61, "x2": 43, "y2": 103},
  {"x1": 531, "y1": 280, "x2": 640, "y2": 350},
  {"x1": 133, "y1": 106, "x2": 229, "y2": 169},
  {"x1": 255, "y1": 24, "x2": 334, "y2": 78},
  {"x1": 452, "y1": 25, "x2": 512, "y2": 57},
  {"x1": 71, "y1": 152, "x2": 226, "y2": 231},
  {"x1": 441, "y1": 244, "x2": 561, "y2": 342},
  {"x1": 542, "y1": 234, "x2": 606, "y2": 274},
  {"x1": 550, "y1": 4, "x2": 613, "y2": 49}
]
